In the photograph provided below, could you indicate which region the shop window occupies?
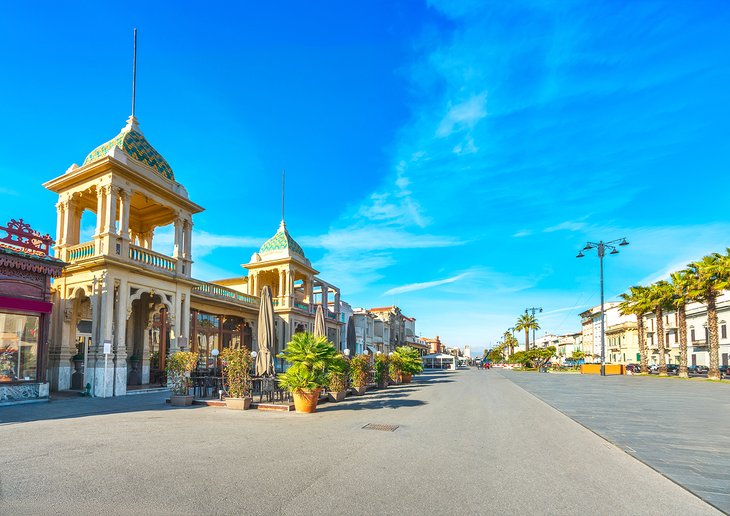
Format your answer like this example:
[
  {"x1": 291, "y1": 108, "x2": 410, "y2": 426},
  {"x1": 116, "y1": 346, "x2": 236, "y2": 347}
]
[{"x1": 0, "y1": 312, "x2": 40, "y2": 382}]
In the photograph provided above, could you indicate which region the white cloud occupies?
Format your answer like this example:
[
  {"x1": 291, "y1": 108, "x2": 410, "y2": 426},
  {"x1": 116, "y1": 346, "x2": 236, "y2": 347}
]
[
  {"x1": 513, "y1": 229, "x2": 532, "y2": 238},
  {"x1": 436, "y1": 92, "x2": 488, "y2": 138},
  {"x1": 299, "y1": 226, "x2": 462, "y2": 252},
  {"x1": 384, "y1": 272, "x2": 469, "y2": 295},
  {"x1": 0, "y1": 187, "x2": 19, "y2": 196},
  {"x1": 544, "y1": 221, "x2": 588, "y2": 233}
]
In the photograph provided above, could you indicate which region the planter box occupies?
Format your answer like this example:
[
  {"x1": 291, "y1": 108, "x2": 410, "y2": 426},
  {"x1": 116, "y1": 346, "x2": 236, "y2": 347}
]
[
  {"x1": 401, "y1": 373, "x2": 412, "y2": 383},
  {"x1": 328, "y1": 390, "x2": 347, "y2": 402},
  {"x1": 351, "y1": 386, "x2": 367, "y2": 395},
  {"x1": 170, "y1": 395, "x2": 193, "y2": 406},
  {"x1": 224, "y1": 397, "x2": 252, "y2": 410}
]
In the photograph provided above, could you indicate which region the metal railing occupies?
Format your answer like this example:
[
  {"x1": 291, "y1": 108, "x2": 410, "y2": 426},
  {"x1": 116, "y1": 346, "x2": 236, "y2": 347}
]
[{"x1": 192, "y1": 283, "x2": 260, "y2": 307}]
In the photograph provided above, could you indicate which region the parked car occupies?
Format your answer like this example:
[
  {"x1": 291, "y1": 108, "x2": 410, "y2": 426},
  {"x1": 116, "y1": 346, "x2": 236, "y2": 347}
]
[
  {"x1": 626, "y1": 364, "x2": 641, "y2": 374},
  {"x1": 666, "y1": 364, "x2": 679, "y2": 375},
  {"x1": 718, "y1": 365, "x2": 729, "y2": 378},
  {"x1": 694, "y1": 365, "x2": 709, "y2": 375}
]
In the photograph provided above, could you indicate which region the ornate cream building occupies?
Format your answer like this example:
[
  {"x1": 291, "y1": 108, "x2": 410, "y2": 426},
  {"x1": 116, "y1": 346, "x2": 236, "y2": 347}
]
[{"x1": 43, "y1": 114, "x2": 342, "y2": 397}]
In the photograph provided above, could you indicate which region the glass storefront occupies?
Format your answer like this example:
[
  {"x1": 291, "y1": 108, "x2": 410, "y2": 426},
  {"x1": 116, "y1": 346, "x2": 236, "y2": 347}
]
[
  {"x1": 191, "y1": 311, "x2": 250, "y2": 372},
  {"x1": 0, "y1": 312, "x2": 40, "y2": 382}
]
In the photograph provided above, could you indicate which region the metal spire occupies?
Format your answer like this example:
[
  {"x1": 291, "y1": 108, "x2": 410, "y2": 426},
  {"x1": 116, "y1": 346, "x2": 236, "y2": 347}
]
[
  {"x1": 131, "y1": 28, "x2": 137, "y2": 118},
  {"x1": 281, "y1": 169, "x2": 286, "y2": 226}
]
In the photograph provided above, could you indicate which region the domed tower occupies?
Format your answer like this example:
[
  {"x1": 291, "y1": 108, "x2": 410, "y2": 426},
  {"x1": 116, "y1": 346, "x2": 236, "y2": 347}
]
[
  {"x1": 43, "y1": 115, "x2": 203, "y2": 396},
  {"x1": 244, "y1": 219, "x2": 342, "y2": 369}
]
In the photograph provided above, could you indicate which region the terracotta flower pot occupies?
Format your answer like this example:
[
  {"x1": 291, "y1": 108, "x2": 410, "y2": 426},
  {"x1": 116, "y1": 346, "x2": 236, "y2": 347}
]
[
  {"x1": 293, "y1": 388, "x2": 321, "y2": 413},
  {"x1": 351, "y1": 386, "x2": 367, "y2": 395},
  {"x1": 328, "y1": 390, "x2": 347, "y2": 402},
  {"x1": 401, "y1": 373, "x2": 412, "y2": 384},
  {"x1": 170, "y1": 395, "x2": 193, "y2": 406},
  {"x1": 224, "y1": 397, "x2": 252, "y2": 410}
]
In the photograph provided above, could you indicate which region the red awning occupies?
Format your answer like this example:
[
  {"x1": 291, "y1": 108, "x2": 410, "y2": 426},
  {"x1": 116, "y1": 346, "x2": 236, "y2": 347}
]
[{"x1": 0, "y1": 295, "x2": 53, "y2": 314}]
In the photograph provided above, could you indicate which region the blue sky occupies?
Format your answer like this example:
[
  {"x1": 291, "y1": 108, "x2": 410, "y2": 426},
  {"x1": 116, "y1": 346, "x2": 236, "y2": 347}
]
[{"x1": 1, "y1": 1, "x2": 729, "y2": 353}]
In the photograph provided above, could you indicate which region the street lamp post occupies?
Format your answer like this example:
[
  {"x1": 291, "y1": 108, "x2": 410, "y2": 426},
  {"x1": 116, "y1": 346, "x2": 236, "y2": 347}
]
[{"x1": 577, "y1": 238, "x2": 629, "y2": 376}]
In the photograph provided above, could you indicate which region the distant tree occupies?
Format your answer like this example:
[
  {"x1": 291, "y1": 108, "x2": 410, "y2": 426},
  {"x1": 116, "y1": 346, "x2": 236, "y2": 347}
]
[
  {"x1": 670, "y1": 270, "x2": 692, "y2": 378},
  {"x1": 647, "y1": 281, "x2": 674, "y2": 377},
  {"x1": 515, "y1": 313, "x2": 540, "y2": 352},
  {"x1": 530, "y1": 346, "x2": 556, "y2": 370},
  {"x1": 569, "y1": 350, "x2": 585, "y2": 367},
  {"x1": 487, "y1": 345, "x2": 504, "y2": 363},
  {"x1": 686, "y1": 253, "x2": 730, "y2": 380},
  {"x1": 619, "y1": 285, "x2": 652, "y2": 373}
]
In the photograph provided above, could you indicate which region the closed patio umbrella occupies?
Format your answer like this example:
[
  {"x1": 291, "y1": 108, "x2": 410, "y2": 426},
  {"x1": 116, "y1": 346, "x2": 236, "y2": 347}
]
[
  {"x1": 256, "y1": 286, "x2": 276, "y2": 376},
  {"x1": 314, "y1": 304, "x2": 327, "y2": 340},
  {"x1": 346, "y1": 315, "x2": 356, "y2": 355}
]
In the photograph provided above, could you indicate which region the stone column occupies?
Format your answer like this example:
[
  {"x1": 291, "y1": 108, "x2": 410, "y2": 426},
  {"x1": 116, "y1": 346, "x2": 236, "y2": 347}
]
[
  {"x1": 119, "y1": 190, "x2": 131, "y2": 238},
  {"x1": 90, "y1": 274, "x2": 115, "y2": 397},
  {"x1": 113, "y1": 278, "x2": 128, "y2": 396},
  {"x1": 103, "y1": 185, "x2": 118, "y2": 235},
  {"x1": 183, "y1": 219, "x2": 192, "y2": 259},
  {"x1": 55, "y1": 201, "x2": 65, "y2": 248},
  {"x1": 170, "y1": 294, "x2": 180, "y2": 353},
  {"x1": 181, "y1": 293, "x2": 191, "y2": 348},
  {"x1": 95, "y1": 188, "x2": 105, "y2": 236},
  {"x1": 173, "y1": 218, "x2": 183, "y2": 259},
  {"x1": 279, "y1": 270, "x2": 286, "y2": 300}
]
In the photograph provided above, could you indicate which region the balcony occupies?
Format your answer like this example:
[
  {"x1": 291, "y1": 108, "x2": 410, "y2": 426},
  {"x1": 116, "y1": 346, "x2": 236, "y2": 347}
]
[
  {"x1": 129, "y1": 244, "x2": 176, "y2": 273},
  {"x1": 62, "y1": 240, "x2": 184, "y2": 277},
  {"x1": 65, "y1": 241, "x2": 95, "y2": 261},
  {"x1": 192, "y1": 282, "x2": 260, "y2": 309}
]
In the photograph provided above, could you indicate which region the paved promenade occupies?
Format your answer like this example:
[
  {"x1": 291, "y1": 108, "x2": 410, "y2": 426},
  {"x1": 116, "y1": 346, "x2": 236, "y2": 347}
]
[
  {"x1": 0, "y1": 370, "x2": 719, "y2": 515},
  {"x1": 500, "y1": 369, "x2": 730, "y2": 513}
]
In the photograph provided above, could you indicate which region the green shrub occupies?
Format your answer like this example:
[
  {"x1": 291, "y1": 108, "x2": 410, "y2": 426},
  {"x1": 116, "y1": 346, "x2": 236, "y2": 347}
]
[{"x1": 220, "y1": 347, "x2": 253, "y2": 398}]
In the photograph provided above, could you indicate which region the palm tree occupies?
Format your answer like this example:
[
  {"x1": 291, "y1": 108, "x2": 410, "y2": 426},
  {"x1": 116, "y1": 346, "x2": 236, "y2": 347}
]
[
  {"x1": 618, "y1": 285, "x2": 651, "y2": 374},
  {"x1": 670, "y1": 270, "x2": 692, "y2": 378},
  {"x1": 646, "y1": 281, "x2": 674, "y2": 377},
  {"x1": 515, "y1": 313, "x2": 539, "y2": 352},
  {"x1": 503, "y1": 330, "x2": 516, "y2": 356},
  {"x1": 686, "y1": 253, "x2": 730, "y2": 380}
]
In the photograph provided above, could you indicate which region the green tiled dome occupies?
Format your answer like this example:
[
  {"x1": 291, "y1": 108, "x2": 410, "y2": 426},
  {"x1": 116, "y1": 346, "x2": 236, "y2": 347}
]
[
  {"x1": 260, "y1": 222, "x2": 306, "y2": 258},
  {"x1": 83, "y1": 119, "x2": 174, "y2": 180}
]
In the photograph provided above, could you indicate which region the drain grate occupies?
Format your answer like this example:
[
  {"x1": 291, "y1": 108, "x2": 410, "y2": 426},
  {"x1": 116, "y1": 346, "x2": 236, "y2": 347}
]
[{"x1": 362, "y1": 423, "x2": 399, "y2": 432}]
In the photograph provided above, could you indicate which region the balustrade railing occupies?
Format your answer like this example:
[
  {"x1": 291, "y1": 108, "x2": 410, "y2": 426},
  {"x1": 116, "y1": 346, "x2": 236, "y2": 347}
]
[
  {"x1": 192, "y1": 282, "x2": 260, "y2": 307},
  {"x1": 65, "y1": 241, "x2": 95, "y2": 261},
  {"x1": 129, "y1": 244, "x2": 176, "y2": 272}
]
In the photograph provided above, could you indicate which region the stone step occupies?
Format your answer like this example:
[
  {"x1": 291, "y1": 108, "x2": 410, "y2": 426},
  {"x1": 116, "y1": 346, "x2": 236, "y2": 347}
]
[{"x1": 127, "y1": 387, "x2": 170, "y2": 395}]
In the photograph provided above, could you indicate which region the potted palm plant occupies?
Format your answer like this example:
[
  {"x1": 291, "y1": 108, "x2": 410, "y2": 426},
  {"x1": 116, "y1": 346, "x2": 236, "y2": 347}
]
[
  {"x1": 326, "y1": 353, "x2": 350, "y2": 402},
  {"x1": 277, "y1": 332, "x2": 336, "y2": 413},
  {"x1": 374, "y1": 352, "x2": 390, "y2": 389},
  {"x1": 349, "y1": 354, "x2": 370, "y2": 395},
  {"x1": 166, "y1": 351, "x2": 198, "y2": 406},
  {"x1": 220, "y1": 347, "x2": 253, "y2": 410},
  {"x1": 393, "y1": 346, "x2": 423, "y2": 383}
]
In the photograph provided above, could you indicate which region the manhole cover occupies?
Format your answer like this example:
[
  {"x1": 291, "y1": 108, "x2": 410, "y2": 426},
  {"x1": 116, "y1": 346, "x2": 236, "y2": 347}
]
[{"x1": 362, "y1": 423, "x2": 399, "y2": 432}]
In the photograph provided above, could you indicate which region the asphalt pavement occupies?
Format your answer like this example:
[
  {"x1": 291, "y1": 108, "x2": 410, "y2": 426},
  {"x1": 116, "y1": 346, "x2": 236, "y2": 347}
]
[
  {"x1": 0, "y1": 370, "x2": 720, "y2": 515},
  {"x1": 500, "y1": 369, "x2": 730, "y2": 513}
]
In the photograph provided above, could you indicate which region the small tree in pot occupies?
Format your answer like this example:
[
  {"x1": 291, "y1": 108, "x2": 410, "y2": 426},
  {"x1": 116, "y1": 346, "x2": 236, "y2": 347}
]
[
  {"x1": 277, "y1": 332, "x2": 336, "y2": 413},
  {"x1": 220, "y1": 347, "x2": 253, "y2": 410},
  {"x1": 166, "y1": 351, "x2": 198, "y2": 406},
  {"x1": 393, "y1": 346, "x2": 423, "y2": 383},
  {"x1": 389, "y1": 352, "x2": 404, "y2": 384},
  {"x1": 374, "y1": 352, "x2": 390, "y2": 388},
  {"x1": 326, "y1": 353, "x2": 350, "y2": 402},
  {"x1": 349, "y1": 354, "x2": 370, "y2": 395}
]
